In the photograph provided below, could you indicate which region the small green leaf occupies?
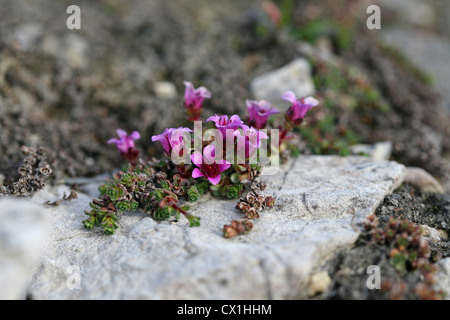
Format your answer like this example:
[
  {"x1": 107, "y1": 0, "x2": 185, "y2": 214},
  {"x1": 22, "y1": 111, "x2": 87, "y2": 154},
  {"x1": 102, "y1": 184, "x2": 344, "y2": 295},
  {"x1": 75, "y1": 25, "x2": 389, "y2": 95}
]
[
  {"x1": 130, "y1": 201, "x2": 139, "y2": 211},
  {"x1": 187, "y1": 186, "x2": 200, "y2": 202},
  {"x1": 154, "y1": 207, "x2": 170, "y2": 221},
  {"x1": 116, "y1": 200, "x2": 131, "y2": 212},
  {"x1": 186, "y1": 215, "x2": 201, "y2": 227},
  {"x1": 230, "y1": 173, "x2": 240, "y2": 184}
]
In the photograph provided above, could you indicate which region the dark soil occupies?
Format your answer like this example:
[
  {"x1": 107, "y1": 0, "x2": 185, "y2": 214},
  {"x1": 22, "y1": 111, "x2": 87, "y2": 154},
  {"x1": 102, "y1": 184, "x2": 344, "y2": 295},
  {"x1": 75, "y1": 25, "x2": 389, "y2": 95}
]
[
  {"x1": 326, "y1": 243, "x2": 427, "y2": 300},
  {"x1": 325, "y1": 184, "x2": 450, "y2": 300},
  {"x1": 376, "y1": 184, "x2": 450, "y2": 258}
]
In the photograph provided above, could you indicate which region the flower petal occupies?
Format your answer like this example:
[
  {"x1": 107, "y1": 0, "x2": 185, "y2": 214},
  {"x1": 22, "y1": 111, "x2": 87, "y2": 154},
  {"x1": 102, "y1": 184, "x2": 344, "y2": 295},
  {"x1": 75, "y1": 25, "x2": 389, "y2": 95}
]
[
  {"x1": 207, "y1": 174, "x2": 222, "y2": 185},
  {"x1": 258, "y1": 130, "x2": 269, "y2": 140},
  {"x1": 246, "y1": 100, "x2": 258, "y2": 119},
  {"x1": 184, "y1": 81, "x2": 196, "y2": 106},
  {"x1": 107, "y1": 138, "x2": 120, "y2": 144},
  {"x1": 192, "y1": 168, "x2": 205, "y2": 179},
  {"x1": 281, "y1": 91, "x2": 297, "y2": 104},
  {"x1": 116, "y1": 129, "x2": 128, "y2": 139},
  {"x1": 304, "y1": 97, "x2": 319, "y2": 107},
  {"x1": 259, "y1": 100, "x2": 272, "y2": 111},
  {"x1": 191, "y1": 152, "x2": 203, "y2": 166},
  {"x1": 217, "y1": 161, "x2": 231, "y2": 173},
  {"x1": 130, "y1": 131, "x2": 141, "y2": 140},
  {"x1": 196, "y1": 86, "x2": 211, "y2": 98},
  {"x1": 207, "y1": 114, "x2": 220, "y2": 123},
  {"x1": 203, "y1": 144, "x2": 217, "y2": 164},
  {"x1": 229, "y1": 115, "x2": 243, "y2": 125},
  {"x1": 151, "y1": 134, "x2": 164, "y2": 142}
]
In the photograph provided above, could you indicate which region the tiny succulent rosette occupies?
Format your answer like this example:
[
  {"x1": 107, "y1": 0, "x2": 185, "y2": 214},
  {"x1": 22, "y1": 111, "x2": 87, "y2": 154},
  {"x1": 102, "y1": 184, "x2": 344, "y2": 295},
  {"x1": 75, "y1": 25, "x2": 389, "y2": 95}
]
[
  {"x1": 282, "y1": 91, "x2": 319, "y2": 126},
  {"x1": 191, "y1": 144, "x2": 231, "y2": 185},
  {"x1": 184, "y1": 81, "x2": 211, "y2": 120},
  {"x1": 246, "y1": 100, "x2": 279, "y2": 129}
]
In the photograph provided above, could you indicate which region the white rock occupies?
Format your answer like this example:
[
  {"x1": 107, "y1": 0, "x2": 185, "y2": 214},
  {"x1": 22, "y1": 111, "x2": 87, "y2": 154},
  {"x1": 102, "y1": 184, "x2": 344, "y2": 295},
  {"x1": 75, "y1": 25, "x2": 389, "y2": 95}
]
[
  {"x1": 307, "y1": 271, "x2": 331, "y2": 297},
  {"x1": 153, "y1": 82, "x2": 177, "y2": 99},
  {"x1": 350, "y1": 141, "x2": 392, "y2": 161},
  {"x1": 404, "y1": 167, "x2": 444, "y2": 194},
  {"x1": 250, "y1": 58, "x2": 315, "y2": 108},
  {"x1": 421, "y1": 225, "x2": 446, "y2": 243},
  {"x1": 27, "y1": 156, "x2": 405, "y2": 299},
  {"x1": 435, "y1": 257, "x2": 450, "y2": 300},
  {"x1": 0, "y1": 198, "x2": 49, "y2": 299}
]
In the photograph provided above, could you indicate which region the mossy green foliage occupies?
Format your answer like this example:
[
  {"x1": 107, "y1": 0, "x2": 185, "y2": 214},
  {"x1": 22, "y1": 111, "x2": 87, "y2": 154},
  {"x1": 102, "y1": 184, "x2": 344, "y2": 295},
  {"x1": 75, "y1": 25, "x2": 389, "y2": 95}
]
[
  {"x1": 83, "y1": 160, "x2": 203, "y2": 234},
  {"x1": 295, "y1": 58, "x2": 397, "y2": 156},
  {"x1": 366, "y1": 215, "x2": 433, "y2": 274},
  {"x1": 84, "y1": 155, "x2": 262, "y2": 234},
  {"x1": 292, "y1": 19, "x2": 353, "y2": 52},
  {"x1": 363, "y1": 214, "x2": 446, "y2": 299}
]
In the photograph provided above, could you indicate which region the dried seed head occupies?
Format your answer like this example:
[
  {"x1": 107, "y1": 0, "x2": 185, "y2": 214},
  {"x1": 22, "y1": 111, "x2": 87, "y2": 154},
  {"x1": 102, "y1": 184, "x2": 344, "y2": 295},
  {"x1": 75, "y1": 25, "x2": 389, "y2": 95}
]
[
  {"x1": 246, "y1": 193, "x2": 256, "y2": 204},
  {"x1": 252, "y1": 200, "x2": 262, "y2": 211},
  {"x1": 264, "y1": 196, "x2": 275, "y2": 208},
  {"x1": 241, "y1": 219, "x2": 253, "y2": 232},
  {"x1": 236, "y1": 201, "x2": 251, "y2": 213},
  {"x1": 223, "y1": 219, "x2": 254, "y2": 238},
  {"x1": 39, "y1": 165, "x2": 52, "y2": 176},
  {"x1": 231, "y1": 220, "x2": 246, "y2": 234},
  {"x1": 223, "y1": 225, "x2": 239, "y2": 239},
  {"x1": 244, "y1": 207, "x2": 260, "y2": 219},
  {"x1": 257, "y1": 195, "x2": 265, "y2": 204}
]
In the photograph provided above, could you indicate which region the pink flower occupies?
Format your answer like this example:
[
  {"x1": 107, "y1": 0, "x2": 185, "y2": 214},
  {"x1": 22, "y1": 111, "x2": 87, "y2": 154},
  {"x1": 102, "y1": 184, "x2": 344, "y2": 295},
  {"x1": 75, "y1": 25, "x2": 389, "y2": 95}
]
[
  {"x1": 191, "y1": 145, "x2": 231, "y2": 185},
  {"x1": 207, "y1": 114, "x2": 244, "y2": 138},
  {"x1": 151, "y1": 127, "x2": 193, "y2": 156},
  {"x1": 282, "y1": 91, "x2": 319, "y2": 126},
  {"x1": 234, "y1": 126, "x2": 269, "y2": 159},
  {"x1": 108, "y1": 129, "x2": 140, "y2": 154},
  {"x1": 184, "y1": 81, "x2": 211, "y2": 120},
  {"x1": 246, "y1": 100, "x2": 280, "y2": 129}
]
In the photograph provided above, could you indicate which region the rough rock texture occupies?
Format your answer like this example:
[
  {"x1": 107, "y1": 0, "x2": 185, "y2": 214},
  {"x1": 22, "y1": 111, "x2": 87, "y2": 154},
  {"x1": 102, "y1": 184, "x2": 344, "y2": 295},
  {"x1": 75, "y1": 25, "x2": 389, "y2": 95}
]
[
  {"x1": 0, "y1": 198, "x2": 49, "y2": 299},
  {"x1": 375, "y1": 183, "x2": 450, "y2": 262},
  {"x1": 435, "y1": 258, "x2": 450, "y2": 300},
  {"x1": 27, "y1": 156, "x2": 405, "y2": 299},
  {"x1": 250, "y1": 58, "x2": 315, "y2": 108}
]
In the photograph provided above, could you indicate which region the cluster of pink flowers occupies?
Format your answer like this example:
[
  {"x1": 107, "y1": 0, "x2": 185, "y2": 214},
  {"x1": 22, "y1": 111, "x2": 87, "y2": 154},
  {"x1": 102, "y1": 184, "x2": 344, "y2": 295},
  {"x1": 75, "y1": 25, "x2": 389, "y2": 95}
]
[{"x1": 109, "y1": 81, "x2": 318, "y2": 187}]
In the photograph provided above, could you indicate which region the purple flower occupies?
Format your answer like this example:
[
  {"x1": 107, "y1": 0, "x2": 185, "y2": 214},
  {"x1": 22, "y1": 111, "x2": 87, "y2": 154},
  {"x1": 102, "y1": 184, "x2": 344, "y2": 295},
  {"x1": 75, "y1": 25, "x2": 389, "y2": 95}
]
[
  {"x1": 234, "y1": 126, "x2": 269, "y2": 159},
  {"x1": 246, "y1": 100, "x2": 280, "y2": 129},
  {"x1": 191, "y1": 145, "x2": 231, "y2": 185},
  {"x1": 151, "y1": 127, "x2": 193, "y2": 156},
  {"x1": 207, "y1": 114, "x2": 244, "y2": 139},
  {"x1": 108, "y1": 129, "x2": 140, "y2": 154},
  {"x1": 281, "y1": 91, "x2": 319, "y2": 125},
  {"x1": 184, "y1": 81, "x2": 211, "y2": 120}
]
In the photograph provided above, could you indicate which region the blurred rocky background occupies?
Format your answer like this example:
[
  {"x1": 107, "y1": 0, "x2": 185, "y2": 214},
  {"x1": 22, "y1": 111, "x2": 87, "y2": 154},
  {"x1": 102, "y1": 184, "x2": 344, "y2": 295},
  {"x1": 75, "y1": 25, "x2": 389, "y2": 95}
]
[{"x1": 0, "y1": 0, "x2": 449, "y2": 190}]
